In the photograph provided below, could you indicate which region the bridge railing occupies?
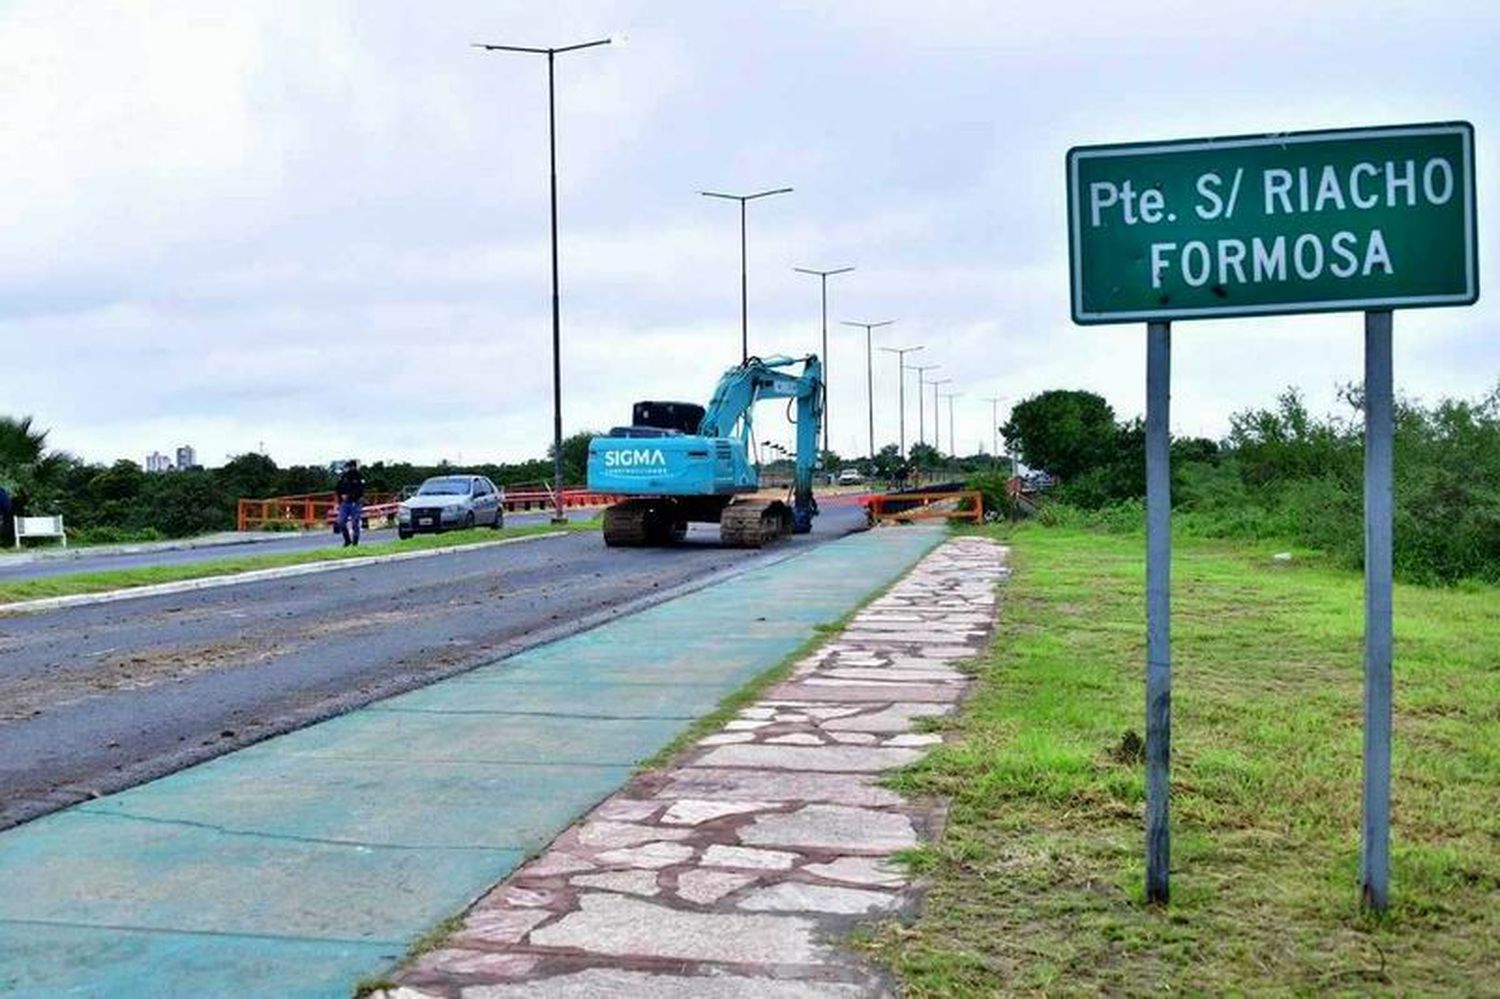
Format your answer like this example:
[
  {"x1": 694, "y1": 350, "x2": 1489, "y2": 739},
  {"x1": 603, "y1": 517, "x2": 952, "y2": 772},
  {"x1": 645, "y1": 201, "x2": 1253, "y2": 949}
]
[
  {"x1": 501, "y1": 486, "x2": 627, "y2": 513},
  {"x1": 238, "y1": 486, "x2": 630, "y2": 531},
  {"x1": 236, "y1": 492, "x2": 400, "y2": 532},
  {"x1": 864, "y1": 489, "x2": 984, "y2": 526}
]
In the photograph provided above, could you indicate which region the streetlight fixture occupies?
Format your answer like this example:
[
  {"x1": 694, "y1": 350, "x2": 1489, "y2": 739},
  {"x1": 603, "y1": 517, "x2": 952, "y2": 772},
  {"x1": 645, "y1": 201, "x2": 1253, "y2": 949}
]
[
  {"x1": 908, "y1": 363, "x2": 939, "y2": 447},
  {"x1": 474, "y1": 35, "x2": 612, "y2": 525},
  {"x1": 794, "y1": 266, "x2": 855, "y2": 458},
  {"x1": 930, "y1": 378, "x2": 952, "y2": 457},
  {"x1": 840, "y1": 320, "x2": 894, "y2": 460},
  {"x1": 941, "y1": 390, "x2": 963, "y2": 456},
  {"x1": 702, "y1": 188, "x2": 794, "y2": 363},
  {"x1": 878, "y1": 345, "x2": 922, "y2": 458}
]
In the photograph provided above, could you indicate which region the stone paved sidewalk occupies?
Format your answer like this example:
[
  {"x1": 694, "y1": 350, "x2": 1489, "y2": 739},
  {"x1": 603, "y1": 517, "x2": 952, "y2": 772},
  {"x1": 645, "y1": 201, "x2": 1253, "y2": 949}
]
[{"x1": 382, "y1": 535, "x2": 1008, "y2": 998}]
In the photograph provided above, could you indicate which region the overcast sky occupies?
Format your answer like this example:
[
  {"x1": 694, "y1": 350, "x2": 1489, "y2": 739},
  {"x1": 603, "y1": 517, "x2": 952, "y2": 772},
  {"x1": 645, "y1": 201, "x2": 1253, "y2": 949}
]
[{"x1": 5, "y1": 0, "x2": 1497, "y2": 467}]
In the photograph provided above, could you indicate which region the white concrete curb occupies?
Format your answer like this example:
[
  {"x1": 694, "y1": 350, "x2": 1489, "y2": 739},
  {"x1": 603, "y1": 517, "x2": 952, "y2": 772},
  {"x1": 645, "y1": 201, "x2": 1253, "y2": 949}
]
[{"x1": 0, "y1": 531, "x2": 569, "y2": 617}]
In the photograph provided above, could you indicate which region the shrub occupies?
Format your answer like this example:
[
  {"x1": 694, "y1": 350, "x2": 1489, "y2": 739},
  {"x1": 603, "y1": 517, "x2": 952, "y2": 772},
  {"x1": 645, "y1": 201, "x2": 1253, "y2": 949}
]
[{"x1": 1011, "y1": 384, "x2": 1500, "y2": 586}]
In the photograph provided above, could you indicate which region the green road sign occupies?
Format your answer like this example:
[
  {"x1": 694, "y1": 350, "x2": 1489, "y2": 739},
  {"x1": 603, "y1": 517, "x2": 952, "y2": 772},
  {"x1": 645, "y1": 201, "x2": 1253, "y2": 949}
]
[{"x1": 1067, "y1": 122, "x2": 1477, "y2": 323}]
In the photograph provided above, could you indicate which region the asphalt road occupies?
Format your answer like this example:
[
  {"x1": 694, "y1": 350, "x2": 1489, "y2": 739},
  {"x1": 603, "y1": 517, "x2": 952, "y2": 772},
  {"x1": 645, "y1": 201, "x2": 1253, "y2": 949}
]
[
  {"x1": 0, "y1": 501, "x2": 868, "y2": 830},
  {"x1": 0, "y1": 511, "x2": 559, "y2": 583}
]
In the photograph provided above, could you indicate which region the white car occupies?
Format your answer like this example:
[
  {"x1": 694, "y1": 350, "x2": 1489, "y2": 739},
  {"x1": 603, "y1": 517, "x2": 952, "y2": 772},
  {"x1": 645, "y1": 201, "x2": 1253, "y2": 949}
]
[
  {"x1": 837, "y1": 468, "x2": 866, "y2": 486},
  {"x1": 397, "y1": 475, "x2": 504, "y2": 538}
]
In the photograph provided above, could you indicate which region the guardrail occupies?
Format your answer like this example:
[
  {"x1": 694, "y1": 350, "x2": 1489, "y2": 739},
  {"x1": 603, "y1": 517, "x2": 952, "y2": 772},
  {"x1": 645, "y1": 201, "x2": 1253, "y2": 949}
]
[{"x1": 864, "y1": 489, "x2": 984, "y2": 526}]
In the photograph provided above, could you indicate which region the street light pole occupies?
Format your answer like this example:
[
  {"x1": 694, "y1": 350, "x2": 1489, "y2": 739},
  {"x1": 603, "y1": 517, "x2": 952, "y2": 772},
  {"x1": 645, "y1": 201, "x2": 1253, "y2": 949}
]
[
  {"x1": 879, "y1": 345, "x2": 922, "y2": 458},
  {"x1": 794, "y1": 266, "x2": 855, "y2": 458},
  {"x1": 930, "y1": 378, "x2": 952, "y2": 457},
  {"x1": 983, "y1": 395, "x2": 1007, "y2": 468},
  {"x1": 840, "y1": 320, "x2": 893, "y2": 460},
  {"x1": 941, "y1": 391, "x2": 962, "y2": 456},
  {"x1": 908, "y1": 364, "x2": 939, "y2": 447},
  {"x1": 702, "y1": 188, "x2": 794, "y2": 363},
  {"x1": 474, "y1": 36, "x2": 611, "y2": 525}
]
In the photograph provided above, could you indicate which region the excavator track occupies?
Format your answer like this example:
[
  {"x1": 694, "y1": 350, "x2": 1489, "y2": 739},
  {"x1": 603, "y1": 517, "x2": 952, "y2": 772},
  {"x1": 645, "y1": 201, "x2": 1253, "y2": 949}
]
[
  {"x1": 602, "y1": 501, "x2": 689, "y2": 547},
  {"x1": 602, "y1": 502, "x2": 653, "y2": 547},
  {"x1": 719, "y1": 500, "x2": 792, "y2": 548}
]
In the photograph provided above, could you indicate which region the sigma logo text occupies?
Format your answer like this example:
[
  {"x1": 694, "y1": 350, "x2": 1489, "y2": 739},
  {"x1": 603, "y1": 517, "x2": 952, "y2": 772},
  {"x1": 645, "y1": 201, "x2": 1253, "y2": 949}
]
[{"x1": 603, "y1": 448, "x2": 667, "y2": 468}]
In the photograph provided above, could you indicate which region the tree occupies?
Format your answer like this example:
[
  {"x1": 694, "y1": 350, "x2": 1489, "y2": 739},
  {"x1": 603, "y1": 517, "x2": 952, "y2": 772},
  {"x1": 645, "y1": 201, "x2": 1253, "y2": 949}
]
[
  {"x1": 1059, "y1": 418, "x2": 1146, "y2": 508},
  {"x1": 143, "y1": 469, "x2": 227, "y2": 537},
  {"x1": 0, "y1": 415, "x2": 48, "y2": 470},
  {"x1": 1227, "y1": 389, "x2": 1353, "y2": 487},
  {"x1": 277, "y1": 464, "x2": 336, "y2": 496},
  {"x1": 0, "y1": 415, "x2": 74, "y2": 516},
  {"x1": 87, "y1": 460, "x2": 149, "y2": 528},
  {"x1": 907, "y1": 442, "x2": 941, "y2": 472},
  {"x1": 549, "y1": 430, "x2": 602, "y2": 487},
  {"x1": 1171, "y1": 436, "x2": 1221, "y2": 465},
  {"x1": 869, "y1": 444, "x2": 904, "y2": 480},
  {"x1": 1001, "y1": 390, "x2": 1118, "y2": 482},
  {"x1": 217, "y1": 452, "x2": 280, "y2": 501}
]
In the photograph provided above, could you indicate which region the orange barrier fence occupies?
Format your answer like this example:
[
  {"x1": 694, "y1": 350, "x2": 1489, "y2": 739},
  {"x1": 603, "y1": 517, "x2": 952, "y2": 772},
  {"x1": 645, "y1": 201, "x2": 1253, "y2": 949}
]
[
  {"x1": 236, "y1": 493, "x2": 399, "y2": 532},
  {"x1": 502, "y1": 488, "x2": 627, "y2": 513},
  {"x1": 864, "y1": 490, "x2": 984, "y2": 526},
  {"x1": 237, "y1": 488, "x2": 627, "y2": 531}
]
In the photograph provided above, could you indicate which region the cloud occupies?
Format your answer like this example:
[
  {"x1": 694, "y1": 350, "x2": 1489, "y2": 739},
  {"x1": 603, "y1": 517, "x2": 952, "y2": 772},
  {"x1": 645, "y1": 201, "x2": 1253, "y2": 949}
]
[{"x1": 2, "y1": 0, "x2": 1497, "y2": 468}]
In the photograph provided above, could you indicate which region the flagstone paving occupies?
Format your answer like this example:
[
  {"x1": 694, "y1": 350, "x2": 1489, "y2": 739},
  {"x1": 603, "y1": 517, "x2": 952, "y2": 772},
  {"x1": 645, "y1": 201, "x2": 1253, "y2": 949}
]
[{"x1": 383, "y1": 535, "x2": 1008, "y2": 998}]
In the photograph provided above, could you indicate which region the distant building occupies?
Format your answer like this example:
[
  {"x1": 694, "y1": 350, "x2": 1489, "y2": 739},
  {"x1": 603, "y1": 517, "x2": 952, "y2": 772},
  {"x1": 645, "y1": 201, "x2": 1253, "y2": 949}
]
[
  {"x1": 145, "y1": 451, "x2": 174, "y2": 473},
  {"x1": 175, "y1": 445, "x2": 198, "y2": 470}
]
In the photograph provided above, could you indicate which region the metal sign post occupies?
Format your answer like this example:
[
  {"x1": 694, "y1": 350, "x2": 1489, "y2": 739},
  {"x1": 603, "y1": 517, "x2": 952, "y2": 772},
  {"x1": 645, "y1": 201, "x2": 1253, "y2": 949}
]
[
  {"x1": 1361, "y1": 309, "x2": 1395, "y2": 910},
  {"x1": 1065, "y1": 121, "x2": 1477, "y2": 913},
  {"x1": 1144, "y1": 320, "x2": 1172, "y2": 904}
]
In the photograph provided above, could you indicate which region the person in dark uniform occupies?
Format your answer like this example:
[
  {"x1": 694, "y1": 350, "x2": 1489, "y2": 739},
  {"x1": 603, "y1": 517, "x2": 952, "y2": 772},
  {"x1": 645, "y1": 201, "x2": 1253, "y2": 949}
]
[
  {"x1": 334, "y1": 460, "x2": 366, "y2": 547},
  {"x1": 0, "y1": 485, "x2": 11, "y2": 548}
]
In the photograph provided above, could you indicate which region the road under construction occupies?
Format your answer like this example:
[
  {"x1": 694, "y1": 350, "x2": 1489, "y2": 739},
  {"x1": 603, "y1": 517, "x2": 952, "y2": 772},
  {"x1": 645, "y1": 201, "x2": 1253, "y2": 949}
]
[{"x1": 0, "y1": 498, "x2": 872, "y2": 832}]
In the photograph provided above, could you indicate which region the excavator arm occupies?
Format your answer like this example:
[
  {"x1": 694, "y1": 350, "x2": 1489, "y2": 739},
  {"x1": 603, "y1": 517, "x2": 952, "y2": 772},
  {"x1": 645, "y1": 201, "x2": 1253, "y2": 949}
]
[{"x1": 700, "y1": 354, "x2": 824, "y2": 531}]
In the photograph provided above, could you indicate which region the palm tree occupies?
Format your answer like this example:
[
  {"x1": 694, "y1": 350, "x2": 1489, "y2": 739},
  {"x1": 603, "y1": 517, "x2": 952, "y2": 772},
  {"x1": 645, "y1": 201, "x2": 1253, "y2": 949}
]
[
  {"x1": 0, "y1": 415, "x2": 49, "y2": 468},
  {"x1": 0, "y1": 415, "x2": 73, "y2": 516}
]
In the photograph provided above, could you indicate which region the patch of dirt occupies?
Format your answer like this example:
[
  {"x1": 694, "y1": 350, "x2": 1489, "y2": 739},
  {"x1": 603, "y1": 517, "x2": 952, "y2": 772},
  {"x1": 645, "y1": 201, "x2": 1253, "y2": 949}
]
[
  {"x1": 1110, "y1": 729, "x2": 1145, "y2": 765},
  {"x1": 296, "y1": 607, "x2": 435, "y2": 639},
  {"x1": 0, "y1": 637, "x2": 287, "y2": 720}
]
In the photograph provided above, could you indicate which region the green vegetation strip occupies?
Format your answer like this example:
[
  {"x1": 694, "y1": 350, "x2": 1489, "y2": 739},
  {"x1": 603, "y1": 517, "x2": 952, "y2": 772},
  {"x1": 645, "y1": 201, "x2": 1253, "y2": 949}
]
[
  {"x1": 0, "y1": 523, "x2": 598, "y2": 605},
  {"x1": 866, "y1": 524, "x2": 1498, "y2": 994}
]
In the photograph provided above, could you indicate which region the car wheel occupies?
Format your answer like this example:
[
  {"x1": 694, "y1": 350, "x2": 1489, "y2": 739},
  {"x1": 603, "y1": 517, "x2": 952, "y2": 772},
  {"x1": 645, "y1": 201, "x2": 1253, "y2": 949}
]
[
  {"x1": 398, "y1": 528, "x2": 412, "y2": 540},
  {"x1": 490, "y1": 509, "x2": 504, "y2": 529},
  {"x1": 463, "y1": 511, "x2": 475, "y2": 530}
]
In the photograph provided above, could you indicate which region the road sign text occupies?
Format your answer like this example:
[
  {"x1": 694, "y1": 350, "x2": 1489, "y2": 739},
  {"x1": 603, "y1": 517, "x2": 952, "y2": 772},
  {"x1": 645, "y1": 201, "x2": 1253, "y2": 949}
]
[{"x1": 1067, "y1": 123, "x2": 1476, "y2": 322}]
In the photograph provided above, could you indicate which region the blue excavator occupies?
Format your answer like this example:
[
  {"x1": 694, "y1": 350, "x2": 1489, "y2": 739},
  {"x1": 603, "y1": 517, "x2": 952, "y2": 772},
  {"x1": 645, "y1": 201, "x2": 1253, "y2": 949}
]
[{"x1": 587, "y1": 354, "x2": 823, "y2": 547}]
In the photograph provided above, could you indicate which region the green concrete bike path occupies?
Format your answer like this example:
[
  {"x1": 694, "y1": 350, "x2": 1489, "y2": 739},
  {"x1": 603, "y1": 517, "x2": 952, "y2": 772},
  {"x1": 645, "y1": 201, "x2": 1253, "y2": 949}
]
[{"x1": 0, "y1": 527, "x2": 942, "y2": 998}]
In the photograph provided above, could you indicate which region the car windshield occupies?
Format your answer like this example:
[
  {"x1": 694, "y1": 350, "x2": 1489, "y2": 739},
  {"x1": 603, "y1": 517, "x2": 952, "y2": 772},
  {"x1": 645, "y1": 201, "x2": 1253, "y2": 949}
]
[{"x1": 417, "y1": 478, "x2": 471, "y2": 496}]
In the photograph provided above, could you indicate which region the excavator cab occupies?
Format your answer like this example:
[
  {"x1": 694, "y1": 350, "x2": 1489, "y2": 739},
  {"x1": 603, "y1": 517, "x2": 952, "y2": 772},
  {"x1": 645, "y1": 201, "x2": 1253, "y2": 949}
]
[{"x1": 628, "y1": 401, "x2": 704, "y2": 435}]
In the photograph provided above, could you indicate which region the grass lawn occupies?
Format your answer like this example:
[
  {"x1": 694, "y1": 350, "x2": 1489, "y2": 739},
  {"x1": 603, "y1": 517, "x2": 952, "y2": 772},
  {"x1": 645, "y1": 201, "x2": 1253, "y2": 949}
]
[
  {"x1": 867, "y1": 525, "x2": 1498, "y2": 994},
  {"x1": 0, "y1": 521, "x2": 598, "y2": 605}
]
